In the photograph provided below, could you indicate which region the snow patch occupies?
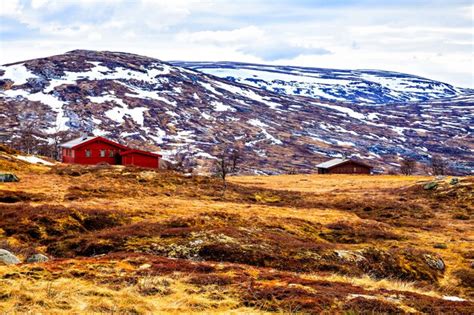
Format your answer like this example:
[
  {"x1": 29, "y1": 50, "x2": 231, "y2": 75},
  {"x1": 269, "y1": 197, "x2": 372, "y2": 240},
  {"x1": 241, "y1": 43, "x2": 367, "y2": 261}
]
[
  {"x1": 211, "y1": 101, "x2": 235, "y2": 112},
  {"x1": 248, "y1": 119, "x2": 269, "y2": 128},
  {"x1": 315, "y1": 102, "x2": 366, "y2": 120},
  {"x1": 195, "y1": 152, "x2": 217, "y2": 159},
  {"x1": 43, "y1": 61, "x2": 172, "y2": 93},
  {"x1": 0, "y1": 64, "x2": 38, "y2": 86},
  {"x1": 247, "y1": 119, "x2": 282, "y2": 145},
  {"x1": 15, "y1": 155, "x2": 54, "y2": 166},
  {"x1": 442, "y1": 296, "x2": 466, "y2": 302},
  {"x1": 1, "y1": 89, "x2": 69, "y2": 132},
  {"x1": 89, "y1": 94, "x2": 147, "y2": 126},
  {"x1": 201, "y1": 112, "x2": 213, "y2": 120}
]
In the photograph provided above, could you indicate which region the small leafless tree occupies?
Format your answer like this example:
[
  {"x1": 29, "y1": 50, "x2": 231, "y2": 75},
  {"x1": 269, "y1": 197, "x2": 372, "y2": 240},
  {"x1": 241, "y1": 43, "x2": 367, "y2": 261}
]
[
  {"x1": 229, "y1": 146, "x2": 242, "y2": 173},
  {"x1": 400, "y1": 157, "x2": 416, "y2": 175},
  {"x1": 431, "y1": 155, "x2": 447, "y2": 175},
  {"x1": 212, "y1": 145, "x2": 242, "y2": 194},
  {"x1": 17, "y1": 123, "x2": 38, "y2": 154},
  {"x1": 214, "y1": 154, "x2": 231, "y2": 191},
  {"x1": 47, "y1": 128, "x2": 75, "y2": 160},
  {"x1": 48, "y1": 125, "x2": 62, "y2": 159}
]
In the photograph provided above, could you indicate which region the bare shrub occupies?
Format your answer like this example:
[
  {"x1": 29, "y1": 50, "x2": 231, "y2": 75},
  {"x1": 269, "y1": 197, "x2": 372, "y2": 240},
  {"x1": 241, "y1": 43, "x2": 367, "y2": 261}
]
[
  {"x1": 431, "y1": 155, "x2": 447, "y2": 175},
  {"x1": 400, "y1": 157, "x2": 416, "y2": 175},
  {"x1": 212, "y1": 145, "x2": 242, "y2": 194}
]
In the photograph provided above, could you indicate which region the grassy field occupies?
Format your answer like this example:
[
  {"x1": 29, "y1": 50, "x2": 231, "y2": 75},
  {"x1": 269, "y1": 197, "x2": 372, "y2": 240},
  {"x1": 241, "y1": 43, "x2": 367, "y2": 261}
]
[{"x1": 0, "y1": 153, "x2": 473, "y2": 313}]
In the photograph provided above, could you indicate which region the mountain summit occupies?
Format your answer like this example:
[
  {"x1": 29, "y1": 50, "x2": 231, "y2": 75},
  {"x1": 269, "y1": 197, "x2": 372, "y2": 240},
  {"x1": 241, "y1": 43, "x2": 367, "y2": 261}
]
[{"x1": 1, "y1": 50, "x2": 473, "y2": 173}]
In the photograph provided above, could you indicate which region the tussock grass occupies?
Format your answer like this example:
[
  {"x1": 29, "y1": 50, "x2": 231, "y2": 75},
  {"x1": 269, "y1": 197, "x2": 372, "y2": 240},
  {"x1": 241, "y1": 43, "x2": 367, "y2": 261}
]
[{"x1": 0, "y1": 268, "x2": 251, "y2": 313}]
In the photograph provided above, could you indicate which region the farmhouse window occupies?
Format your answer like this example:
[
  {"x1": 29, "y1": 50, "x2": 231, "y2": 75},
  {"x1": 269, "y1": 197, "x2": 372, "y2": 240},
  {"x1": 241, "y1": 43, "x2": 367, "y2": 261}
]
[
  {"x1": 100, "y1": 150, "x2": 106, "y2": 157},
  {"x1": 71, "y1": 150, "x2": 75, "y2": 158},
  {"x1": 85, "y1": 149, "x2": 91, "y2": 157},
  {"x1": 109, "y1": 150, "x2": 114, "y2": 157}
]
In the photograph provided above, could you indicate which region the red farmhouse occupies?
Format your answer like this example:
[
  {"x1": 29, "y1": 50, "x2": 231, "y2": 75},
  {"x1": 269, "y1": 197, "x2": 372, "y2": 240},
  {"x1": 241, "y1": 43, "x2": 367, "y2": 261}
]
[{"x1": 60, "y1": 136, "x2": 161, "y2": 169}]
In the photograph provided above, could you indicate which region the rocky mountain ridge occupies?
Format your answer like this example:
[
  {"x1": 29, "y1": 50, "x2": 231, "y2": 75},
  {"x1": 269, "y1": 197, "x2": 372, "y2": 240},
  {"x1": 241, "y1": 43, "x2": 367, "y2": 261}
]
[{"x1": 172, "y1": 61, "x2": 474, "y2": 104}]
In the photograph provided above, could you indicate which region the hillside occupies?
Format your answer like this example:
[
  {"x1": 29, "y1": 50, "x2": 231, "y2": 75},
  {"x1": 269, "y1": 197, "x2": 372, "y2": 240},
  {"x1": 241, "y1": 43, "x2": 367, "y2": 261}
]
[
  {"x1": 0, "y1": 152, "x2": 473, "y2": 313},
  {"x1": 1, "y1": 50, "x2": 473, "y2": 174}
]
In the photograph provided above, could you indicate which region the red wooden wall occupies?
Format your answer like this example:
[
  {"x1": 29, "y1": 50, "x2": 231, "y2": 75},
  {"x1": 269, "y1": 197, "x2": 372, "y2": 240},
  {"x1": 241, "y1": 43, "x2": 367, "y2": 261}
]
[
  {"x1": 63, "y1": 140, "x2": 124, "y2": 165},
  {"x1": 122, "y1": 152, "x2": 159, "y2": 168}
]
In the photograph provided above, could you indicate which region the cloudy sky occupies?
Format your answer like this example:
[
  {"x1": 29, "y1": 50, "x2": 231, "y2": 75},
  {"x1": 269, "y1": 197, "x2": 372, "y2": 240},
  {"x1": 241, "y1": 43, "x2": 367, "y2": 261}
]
[{"x1": 1, "y1": 0, "x2": 472, "y2": 87}]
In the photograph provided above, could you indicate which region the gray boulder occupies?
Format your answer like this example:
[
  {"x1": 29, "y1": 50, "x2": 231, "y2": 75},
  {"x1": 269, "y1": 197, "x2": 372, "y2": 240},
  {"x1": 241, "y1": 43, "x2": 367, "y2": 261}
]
[
  {"x1": 0, "y1": 249, "x2": 20, "y2": 265},
  {"x1": 423, "y1": 254, "x2": 445, "y2": 271},
  {"x1": 26, "y1": 254, "x2": 49, "y2": 263},
  {"x1": 0, "y1": 173, "x2": 19, "y2": 182}
]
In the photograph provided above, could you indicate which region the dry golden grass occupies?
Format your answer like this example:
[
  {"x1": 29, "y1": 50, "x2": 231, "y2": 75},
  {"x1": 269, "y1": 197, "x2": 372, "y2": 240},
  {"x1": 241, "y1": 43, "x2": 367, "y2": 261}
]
[
  {"x1": 230, "y1": 174, "x2": 432, "y2": 193},
  {"x1": 232, "y1": 174, "x2": 474, "y2": 292},
  {"x1": 1, "y1": 157, "x2": 473, "y2": 313},
  {"x1": 0, "y1": 265, "x2": 254, "y2": 314}
]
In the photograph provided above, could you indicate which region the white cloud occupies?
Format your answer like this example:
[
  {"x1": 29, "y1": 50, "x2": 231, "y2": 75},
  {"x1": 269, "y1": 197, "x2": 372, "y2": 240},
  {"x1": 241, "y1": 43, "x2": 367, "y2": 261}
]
[
  {"x1": 0, "y1": 0, "x2": 22, "y2": 16},
  {"x1": 87, "y1": 32, "x2": 102, "y2": 41},
  {"x1": 0, "y1": 0, "x2": 472, "y2": 87},
  {"x1": 30, "y1": 0, "x2": 49, "y2": 9},
  {"x1": 178, "y1": 26, "x2": 331, "y2": 61},
  {"x1": 178, "y1": 26, "x2": 265, "y2": 45}
]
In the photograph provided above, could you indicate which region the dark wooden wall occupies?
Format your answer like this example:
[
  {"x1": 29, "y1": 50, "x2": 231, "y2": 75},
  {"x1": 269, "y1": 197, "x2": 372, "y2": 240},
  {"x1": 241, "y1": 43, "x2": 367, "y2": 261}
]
[{"x1": 328, "y1": 161, "x2": 371, "y2": 174}]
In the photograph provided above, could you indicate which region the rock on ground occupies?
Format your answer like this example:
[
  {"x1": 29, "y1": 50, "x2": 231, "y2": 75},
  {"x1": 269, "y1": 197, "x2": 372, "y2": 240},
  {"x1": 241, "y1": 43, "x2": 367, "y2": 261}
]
[
  {"x1": 0, "y1": 249, "x2": 20, "y2": 265},
  {"x1": 26, "y1": 254, "x2": 49, "y2": 263}
]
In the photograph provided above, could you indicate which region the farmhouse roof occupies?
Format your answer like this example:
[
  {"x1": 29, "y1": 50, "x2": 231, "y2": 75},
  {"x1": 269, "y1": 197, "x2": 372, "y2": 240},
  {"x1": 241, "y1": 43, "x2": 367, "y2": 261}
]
[
  {"x1": 60, "y1": 136, "x2": 128, "y2": 149},
  {"x1": 60, "y1": 136, "x2": 97, "y2": 148},
  {"x1": 316, "y1": 158, "x2": 372, "y2": 169}
]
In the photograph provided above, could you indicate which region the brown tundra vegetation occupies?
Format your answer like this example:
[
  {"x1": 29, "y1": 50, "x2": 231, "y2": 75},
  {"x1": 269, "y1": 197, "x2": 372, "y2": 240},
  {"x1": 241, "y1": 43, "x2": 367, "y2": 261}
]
[{"x1": 0, "y1": 148, "x2": 473, "y2": 314}]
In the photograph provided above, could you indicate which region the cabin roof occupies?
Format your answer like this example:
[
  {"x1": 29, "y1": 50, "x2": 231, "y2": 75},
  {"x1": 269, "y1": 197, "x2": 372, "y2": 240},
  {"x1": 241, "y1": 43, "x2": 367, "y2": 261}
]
[
  {"x1": 60, "y1": 136, "x2": 97, "y2": 148},
  {"x1": 316, "y1": 158, "x2": 372, "y2": 169},
  {"x1": 60, "y1": 136, "x2": 128, "y2": 150}
]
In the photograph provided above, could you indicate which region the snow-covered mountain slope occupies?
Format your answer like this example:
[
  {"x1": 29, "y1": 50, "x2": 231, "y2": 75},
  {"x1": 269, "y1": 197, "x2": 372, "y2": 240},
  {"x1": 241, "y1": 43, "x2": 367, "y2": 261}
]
[
  {"x1": 172, "y1": 61, "x2": 473, "y2": 104},
  {"x1": 1, "y1": 50, "x2": 473, "y2": 174}
]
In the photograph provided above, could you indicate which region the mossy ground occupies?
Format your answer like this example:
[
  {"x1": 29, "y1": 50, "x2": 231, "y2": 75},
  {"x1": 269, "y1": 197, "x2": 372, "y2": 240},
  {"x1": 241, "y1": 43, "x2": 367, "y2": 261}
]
[{"x1": 0, "y1": 160, "x2": 473, "y2": 313}]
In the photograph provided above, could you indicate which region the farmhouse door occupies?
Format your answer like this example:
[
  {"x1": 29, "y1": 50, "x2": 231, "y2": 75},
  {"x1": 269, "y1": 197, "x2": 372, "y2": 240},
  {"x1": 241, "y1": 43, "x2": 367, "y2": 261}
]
[{"x1": 114, "y1": 153, "x2": 122, "y2": 165}]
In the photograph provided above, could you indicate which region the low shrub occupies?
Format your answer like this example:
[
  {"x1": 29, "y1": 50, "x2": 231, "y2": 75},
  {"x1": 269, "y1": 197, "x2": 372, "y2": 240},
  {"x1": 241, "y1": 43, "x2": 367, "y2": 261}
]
[
  {"x1": 342, "y1": 297, "x2": 405, "y2": 314},
  {"x1": 320, "y1": 221, "x2": 401, "y2": 244},
  {"x1": 243, "y1": 283, "x2": 332, "y2": 313},
  {"x1": 454, "y1": 268, "x2": 474, "y2": 289},
  {"x1": 0, "y1": 190, "x2": 47, "y2": 203},
  {"x1": 359, "y1": 248, "x2": 444, "y2": 283},
  {"x1": 0, "y1": 204, "x2": 128, "y2": 245},
  {"x1": 452, "y1": 213, "x2": 470, "y2": 220}
]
